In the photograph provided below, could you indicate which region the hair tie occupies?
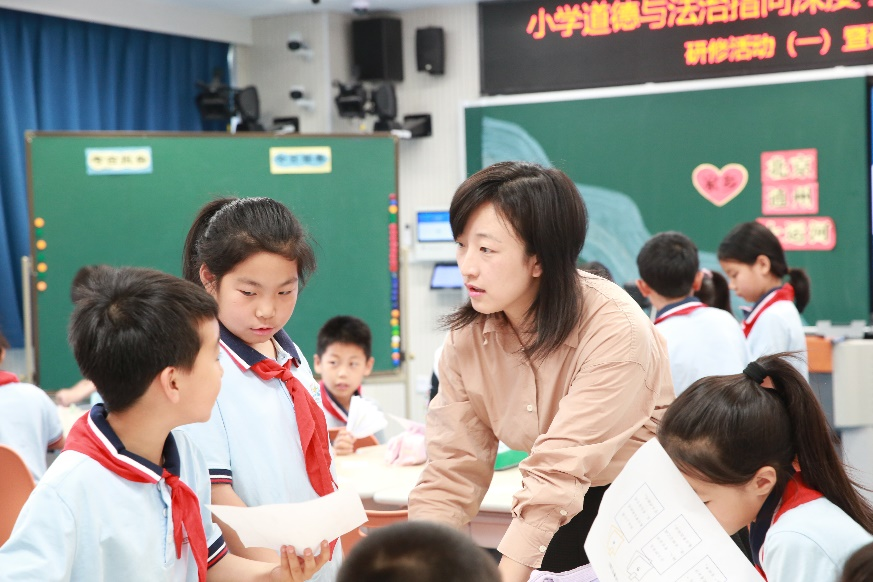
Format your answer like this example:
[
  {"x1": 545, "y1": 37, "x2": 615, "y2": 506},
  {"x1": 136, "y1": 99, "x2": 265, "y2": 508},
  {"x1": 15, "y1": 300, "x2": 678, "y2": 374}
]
[
  {"x1": 700, "y1": 268, "x2": 713, "y2": 278},
  {"x1": 743, "y1": 361, "x2": 767, "y2": 385}
]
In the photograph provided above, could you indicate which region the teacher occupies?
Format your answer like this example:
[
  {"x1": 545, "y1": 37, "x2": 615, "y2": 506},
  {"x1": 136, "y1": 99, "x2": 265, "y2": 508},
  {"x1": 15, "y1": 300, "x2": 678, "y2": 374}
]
[{"x1": 408, "y1": 161, "x2": 675, "y2": 580}]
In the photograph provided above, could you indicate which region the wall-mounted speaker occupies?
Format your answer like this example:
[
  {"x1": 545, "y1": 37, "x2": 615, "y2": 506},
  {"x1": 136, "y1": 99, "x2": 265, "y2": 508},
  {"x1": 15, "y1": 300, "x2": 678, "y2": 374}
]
[
  {"x1": 352, "y1": 17, "x2": 403, "y2": 82},
  {"x1": 416, "y1": 27, "x2": 444, "y2": 75}
]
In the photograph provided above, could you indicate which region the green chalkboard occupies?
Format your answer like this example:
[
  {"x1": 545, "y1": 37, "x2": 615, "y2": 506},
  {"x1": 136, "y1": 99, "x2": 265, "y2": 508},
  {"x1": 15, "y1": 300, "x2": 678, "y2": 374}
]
[
  {"x1": 465, "y1": 76, "x2": 870, "y2": 325},
  {"x1": 28, "y1": 133, "x2": 400, "y2": 389}
]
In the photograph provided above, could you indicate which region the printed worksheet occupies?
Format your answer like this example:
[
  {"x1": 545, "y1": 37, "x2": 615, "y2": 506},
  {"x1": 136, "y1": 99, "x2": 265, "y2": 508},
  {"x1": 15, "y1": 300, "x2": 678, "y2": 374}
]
[{"x1": 584, "y1": 439, "x2": 763, "y2": 582}]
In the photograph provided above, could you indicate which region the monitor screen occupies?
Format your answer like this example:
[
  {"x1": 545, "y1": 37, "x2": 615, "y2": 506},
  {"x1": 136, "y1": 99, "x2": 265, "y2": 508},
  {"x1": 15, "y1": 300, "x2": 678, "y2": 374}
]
[
  {"x1": 417, "y1": 210, "x2": 453, "y2": 243},
  {"x1": 430, "y1": 263, "x2": 463, "y2": 289}
]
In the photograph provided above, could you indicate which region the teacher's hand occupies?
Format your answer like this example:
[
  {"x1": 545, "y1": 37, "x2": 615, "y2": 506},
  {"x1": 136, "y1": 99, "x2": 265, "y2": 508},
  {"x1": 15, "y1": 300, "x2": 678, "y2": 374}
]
[{"x1": 498, "y1": 555, "x2": 534, "y2": 582}]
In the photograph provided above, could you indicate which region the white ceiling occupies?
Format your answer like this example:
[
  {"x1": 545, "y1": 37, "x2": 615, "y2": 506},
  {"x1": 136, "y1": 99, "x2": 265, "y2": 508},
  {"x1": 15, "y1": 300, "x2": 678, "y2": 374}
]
[{"x1": 158, "y1": 0, "x2": 472, "y2": 17}]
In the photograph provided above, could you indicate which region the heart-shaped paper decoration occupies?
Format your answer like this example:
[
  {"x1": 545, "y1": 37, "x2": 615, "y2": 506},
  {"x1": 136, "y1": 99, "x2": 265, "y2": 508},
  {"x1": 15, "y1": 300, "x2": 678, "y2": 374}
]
[{"x1": 691, "y1": 163, "x2": 749, "y2": 207}]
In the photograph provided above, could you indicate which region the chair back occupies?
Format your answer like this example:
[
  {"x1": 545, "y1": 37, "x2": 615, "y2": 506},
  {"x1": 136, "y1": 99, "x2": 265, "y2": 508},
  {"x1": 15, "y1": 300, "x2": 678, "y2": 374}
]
[
  {"x1": 327, "y1": 428, "x2": 380, "y2": 452},
  {"x1": 0, "y1": 445, "x2": 36, "y2": 546},
  {"x1": 340, "y1": 509, "x2": 408, "y2": 554},
  {"x1": 352, "y1": 435, "x2": 379, "y2": 451}
]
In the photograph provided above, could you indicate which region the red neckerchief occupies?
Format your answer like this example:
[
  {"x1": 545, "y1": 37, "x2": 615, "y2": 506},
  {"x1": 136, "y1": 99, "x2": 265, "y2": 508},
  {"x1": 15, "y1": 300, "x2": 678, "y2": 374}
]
[
  {"x1": 251, "y1": 359, "x2": 334, "y2": 496},
  {"x1": 654, "y1": 300, "x2": 707, "y2": 325},
  {"x1": 319, "y1": 382, "x2": 361, "y2": 424},
  {"x1": 753, "y1": 472, "x2": 823, "y2": 579},
  {"x1": 251, "y1": 359, "x2": 338, "y2": 559},
  {"x1": 63, "y1": 407, "x2": 209, "y2": 582},
  {"x1": 0, "y1": 371, "x2": 19, "y2": 386},
  {"x1": 743, "y1": 284, "x2": 795, "y2": 338}
]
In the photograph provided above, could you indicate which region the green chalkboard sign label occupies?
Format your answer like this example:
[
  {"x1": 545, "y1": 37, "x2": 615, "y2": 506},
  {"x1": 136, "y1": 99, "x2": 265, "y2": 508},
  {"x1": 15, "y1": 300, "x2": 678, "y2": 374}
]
[
  {"x1": 85, "y1": 147, "x2": 153, "y2": 175},
  {"x1": 269, "y1": 146, "x2": 332, "y2": 174}
]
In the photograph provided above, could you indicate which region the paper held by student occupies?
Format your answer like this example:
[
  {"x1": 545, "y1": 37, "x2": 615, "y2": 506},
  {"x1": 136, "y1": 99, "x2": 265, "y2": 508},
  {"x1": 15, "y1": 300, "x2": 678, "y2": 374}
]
[
  {"x1": 584, "y1": 439, "x2": 763, "y2": 582},
  {"x1": 209, "y1": 486, "x2": 367, "y2": 554},
  {"x1": 346, "y1": 395, "x2": 388, "y2": 439}
]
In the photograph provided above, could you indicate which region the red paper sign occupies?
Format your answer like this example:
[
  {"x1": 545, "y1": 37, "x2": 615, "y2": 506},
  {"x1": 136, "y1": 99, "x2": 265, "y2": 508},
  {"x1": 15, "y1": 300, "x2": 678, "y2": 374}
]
[{"x1": 756, "y1": 216, "x2": 836, "y2": 251}]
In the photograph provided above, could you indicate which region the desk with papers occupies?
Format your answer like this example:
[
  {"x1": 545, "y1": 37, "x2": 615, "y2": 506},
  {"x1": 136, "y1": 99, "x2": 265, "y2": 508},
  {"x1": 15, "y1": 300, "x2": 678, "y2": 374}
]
[{"x1": 334, "y1": 444, "x2": 521, "y2": 548}]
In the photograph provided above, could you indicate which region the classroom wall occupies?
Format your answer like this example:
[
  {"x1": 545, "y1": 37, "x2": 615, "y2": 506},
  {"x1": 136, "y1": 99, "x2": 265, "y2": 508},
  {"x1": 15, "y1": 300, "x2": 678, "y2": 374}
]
[
  {"x1": 241, "y1": 3, "x2": 481, "y2": 421},
  {"x1": 392, "y1": 4, "x2": 481, "y2": 421},
  {"x1": 0, "y1": 0, "x2": 252, "y2": 44},
  {"x1": 237, "y1": 10, "x2": 367, "y2": 133}
]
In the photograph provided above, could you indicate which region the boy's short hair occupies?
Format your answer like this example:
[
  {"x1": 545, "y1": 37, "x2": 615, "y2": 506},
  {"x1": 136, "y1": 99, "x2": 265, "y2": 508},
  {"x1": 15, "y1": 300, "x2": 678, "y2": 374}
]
[
  {"x1": 337, "y1": 521, "x2": 501, "y2": 582},
  {"x1": 68, "y1": 266, "x2": 218, "y2": 413},
  {"x1": 842, "y1": 541, "x2": 873, "y2": 582},
  {"x1": 637, "y1": 231, "x2": 699, "y2": 298},
  {"x1": 316, "y1": 315, "x2": 372, "y2": 359}
]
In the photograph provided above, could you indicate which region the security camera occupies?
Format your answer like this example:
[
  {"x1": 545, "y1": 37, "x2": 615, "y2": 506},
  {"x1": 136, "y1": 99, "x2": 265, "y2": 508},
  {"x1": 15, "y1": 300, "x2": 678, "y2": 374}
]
[
  {"x1": 312, "y1": 0, "x2": 320, "y2": 3},
  {"x1": 289, "y1": 86, "x2": 315, "y2": 111},
  {"x1": 351, "y1": 0, "x2": 369, "y2": 14},
  {"x1": 286, "y1": 33, "x2": 314, "y2": 60}
]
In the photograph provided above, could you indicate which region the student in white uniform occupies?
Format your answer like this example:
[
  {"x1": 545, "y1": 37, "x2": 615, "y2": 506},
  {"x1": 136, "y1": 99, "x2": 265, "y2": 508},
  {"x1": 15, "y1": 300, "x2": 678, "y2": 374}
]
[
  {"x1": 0, "y1": 266, "x2": 327, "y2": 581},
  {"x1": 313, "y1": 315, "x2": 382, "y2": 455},
  {"x1": 636, "y1": 231, "x2": 748, "y2": 395},
  {"x1": 180, "y1": 197, "x2": 342, "y2": 581},
  {"x1": 659, "y1": 355, "x2": 873, "y2": 582},
  {"x1": 0, "y1": 329, "x2": 64, "y2": 481},
  {"x1": 718, "y1": 221, "x2": 810, "y2": 379}
]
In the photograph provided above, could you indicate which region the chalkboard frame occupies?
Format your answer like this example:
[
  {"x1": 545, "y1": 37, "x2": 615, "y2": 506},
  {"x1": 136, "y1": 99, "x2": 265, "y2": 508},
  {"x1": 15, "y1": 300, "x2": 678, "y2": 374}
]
[{"x1": 26, "y1": 131, "x2": 402, "y2": 389}]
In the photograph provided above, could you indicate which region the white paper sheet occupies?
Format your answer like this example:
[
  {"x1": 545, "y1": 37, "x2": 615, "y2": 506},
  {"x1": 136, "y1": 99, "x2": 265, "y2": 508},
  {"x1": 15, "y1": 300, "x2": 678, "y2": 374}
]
[
  {"x1": 584, "y1": 439, "x2": 763, "y2": 582},
  {"x1": 209, "y1": 486, "x2": 367, "y2": 554},
  {"x1": 346, "y1": 395, "x2": 388, "y2": 439}
]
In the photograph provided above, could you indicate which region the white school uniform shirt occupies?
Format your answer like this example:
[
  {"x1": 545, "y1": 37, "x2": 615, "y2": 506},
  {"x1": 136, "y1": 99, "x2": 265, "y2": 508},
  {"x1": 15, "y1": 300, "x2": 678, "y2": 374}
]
[
  {"x1": 0, "y1": 404, "x2": 227, "y2": 581},
  {"x1": 180, "y1": 325, "x2": 342, "y2": 581},
  {"x1": 0, "y1": 379, "x2": 64, "y2": 480},
  {"x1": 744, "y1": 286, "x2": 808, "y2": 379},
  {"x1": 654, "y1": 298, "x2": 749, "y2": 395},
  {"x1": 763, "y1": 497, "x2": 872, "y2": 582}
]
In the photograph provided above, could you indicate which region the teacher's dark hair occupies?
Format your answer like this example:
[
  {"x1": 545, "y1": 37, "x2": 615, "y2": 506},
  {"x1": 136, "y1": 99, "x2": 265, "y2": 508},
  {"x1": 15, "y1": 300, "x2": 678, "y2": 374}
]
[{"x1": 443, "y1": 161, "x2": 588, "y2": 362}]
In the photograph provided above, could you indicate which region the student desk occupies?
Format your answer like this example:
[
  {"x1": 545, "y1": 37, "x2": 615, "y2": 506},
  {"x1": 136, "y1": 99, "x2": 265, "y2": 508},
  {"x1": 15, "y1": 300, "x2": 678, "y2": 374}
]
[{"x1": 334, "y1": 444, "x2": 521, "y2": 548}]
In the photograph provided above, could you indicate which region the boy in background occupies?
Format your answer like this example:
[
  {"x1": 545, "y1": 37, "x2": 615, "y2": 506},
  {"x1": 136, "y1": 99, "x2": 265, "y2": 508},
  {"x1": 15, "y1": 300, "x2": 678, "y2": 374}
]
[
  {"x1": 0, "y1": 266, "x2": 327, "y2": 581},
  {"x1": 0, "y1": 328, "x2": 64, "y2": 481},
  {"x1": 313, "y1": 316, "x2": 379, "y2": 455},
  {"x1": 636, "y1": 231, "x2": 748, "y2": 395}
]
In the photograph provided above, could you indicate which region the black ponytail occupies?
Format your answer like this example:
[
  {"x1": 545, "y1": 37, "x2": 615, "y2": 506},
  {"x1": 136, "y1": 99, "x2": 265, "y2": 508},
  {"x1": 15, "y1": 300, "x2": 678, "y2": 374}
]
[
  {"x1": 788, "y1": 268, "x2": 811, "y2": 313},
  {"x1": 760, "y1": 355, "x2": 873, "y2": 531},
  {"x1": 660, "y1": 353, "x2": 873, "y2": 534},
  {"x1": 182, "y1": 198, "x2": 233, "y2": 284},
  {"x1": 697, "y1": 270, "x2": 731, "y2": 313}
]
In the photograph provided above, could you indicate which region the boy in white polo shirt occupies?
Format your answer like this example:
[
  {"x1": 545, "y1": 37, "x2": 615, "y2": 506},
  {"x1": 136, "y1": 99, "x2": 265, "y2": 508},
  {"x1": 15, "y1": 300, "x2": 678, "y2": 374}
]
[
  {"x1": 0, "y1": 266, "x2": 327, "y2": 582},
  {"x1": 636, "y1": 231, "x2": 749, "y2": 395},
  {"x1": 0, "y1": 328, "x2": 64, "y2": 481}
]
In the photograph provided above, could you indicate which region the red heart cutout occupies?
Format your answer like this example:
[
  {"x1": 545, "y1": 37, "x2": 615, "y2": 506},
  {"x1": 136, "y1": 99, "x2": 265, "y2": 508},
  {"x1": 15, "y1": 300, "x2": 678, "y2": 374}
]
[{"x1": 691, "y1": 163, "x2": 749, "y2": 207}]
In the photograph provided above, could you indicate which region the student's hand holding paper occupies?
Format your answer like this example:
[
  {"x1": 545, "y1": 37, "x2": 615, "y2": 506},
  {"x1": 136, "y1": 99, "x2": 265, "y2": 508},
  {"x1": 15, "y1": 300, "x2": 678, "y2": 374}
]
[
  {"x1": 332, "y1": 428, "x2": 354, "y2": 456},
  {"x1": 346, "y1": 396, "x2": 388, "y2": 439},
  {"x1": 269, "y1": 542, "x2": 330, "y2": 582},
  {"x1": 209, "y1": 487, "x2": 367, "y2": 558}
]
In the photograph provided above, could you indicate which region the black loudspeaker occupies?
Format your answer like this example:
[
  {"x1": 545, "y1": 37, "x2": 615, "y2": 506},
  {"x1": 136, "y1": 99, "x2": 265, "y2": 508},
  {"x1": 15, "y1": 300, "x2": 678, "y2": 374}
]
[
  {"x1": 416, "y1": 27, "x2": 444, "y2": 75},
  {"x1": 352, "y1": 18, "x2": 403, "y2": 82}
]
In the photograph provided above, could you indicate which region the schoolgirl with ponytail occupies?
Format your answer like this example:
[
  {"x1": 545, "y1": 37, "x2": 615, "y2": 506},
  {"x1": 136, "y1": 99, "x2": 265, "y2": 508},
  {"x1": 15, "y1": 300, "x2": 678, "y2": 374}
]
[
  {"x1": 660, "y1": 354, "x2": 873, "y2": 582},
  {"x1": 718, "y1": 221, "x2": 811, "y2": 378},
  {"x1": 180, "y1": 197, "x2": 342, "y2": 581}
]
